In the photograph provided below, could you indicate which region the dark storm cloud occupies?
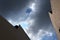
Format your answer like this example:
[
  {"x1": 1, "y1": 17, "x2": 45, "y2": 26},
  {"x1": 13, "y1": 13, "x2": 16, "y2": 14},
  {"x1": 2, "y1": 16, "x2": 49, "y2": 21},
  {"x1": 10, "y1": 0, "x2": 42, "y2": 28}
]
[
  {"x1": 0, "y1": 0, "x2": 31, "y2": 23},
  {"x1": 27, "y1": 0, "x2": 53, "y2": 34},
  {"x1": 0, "y1": 0, "x2": 29, "y2": 17}
]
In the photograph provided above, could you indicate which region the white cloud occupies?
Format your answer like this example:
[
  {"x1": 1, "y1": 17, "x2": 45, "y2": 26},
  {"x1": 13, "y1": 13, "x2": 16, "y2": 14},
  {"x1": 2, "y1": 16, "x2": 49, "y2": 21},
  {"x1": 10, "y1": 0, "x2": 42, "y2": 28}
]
[
  {"x1": 8, "y1": 19, "x2": 18, "y2": 26},
  {"x1": 8, "y1": 16, "x2": 34, "y2": 28},
  {"x1": 30, "y1": 3, "x2": 35, "y2": 11},
  {"x1": 26, "y1": 29, "x2": 53, "y2": 40}
]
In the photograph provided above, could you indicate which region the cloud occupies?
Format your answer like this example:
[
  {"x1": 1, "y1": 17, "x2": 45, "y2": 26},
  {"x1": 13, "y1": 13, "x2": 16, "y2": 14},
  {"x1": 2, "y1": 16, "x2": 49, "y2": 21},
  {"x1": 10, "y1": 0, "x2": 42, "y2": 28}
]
[
  {"x1": 0, "y1": 0, "x2": 30, "y2": 18},
  {"x1": 26, "y1": 29, "x2": 53, "y2": 40},
  {"x1": 24, "y1": 0, "x2": 57, "y2": 40},
  {"x1": 0, "y1": 0, "x2": 57, "y2": 40}
]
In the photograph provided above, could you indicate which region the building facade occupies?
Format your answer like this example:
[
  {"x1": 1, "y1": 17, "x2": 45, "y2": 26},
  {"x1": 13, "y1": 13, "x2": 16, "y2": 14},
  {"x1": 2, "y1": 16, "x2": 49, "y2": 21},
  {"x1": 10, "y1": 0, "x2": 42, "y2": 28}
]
[
  {"x1": 49, "y1": 0, "x2": 60, "y2": 40},
  {"x1": 0, "y1": 16, "x2": 30, "y2": 40}
]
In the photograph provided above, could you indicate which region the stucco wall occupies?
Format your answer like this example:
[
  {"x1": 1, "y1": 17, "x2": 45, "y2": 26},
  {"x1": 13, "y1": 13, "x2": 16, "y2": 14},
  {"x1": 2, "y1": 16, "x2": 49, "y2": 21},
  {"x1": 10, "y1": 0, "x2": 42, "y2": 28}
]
[{"x1": 49, "y1": 0, "x2": 60, "y2": 40}]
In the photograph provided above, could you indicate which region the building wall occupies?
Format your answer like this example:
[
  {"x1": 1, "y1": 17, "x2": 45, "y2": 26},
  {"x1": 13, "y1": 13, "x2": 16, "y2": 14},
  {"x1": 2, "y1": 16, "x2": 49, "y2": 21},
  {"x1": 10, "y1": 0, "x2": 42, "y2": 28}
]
[
  {"x1": 49, "y1": 0, "x2": 60, "y2": 40},
  {"x1": 0, "y1": 16, "x2": 30, "y2": 40}
]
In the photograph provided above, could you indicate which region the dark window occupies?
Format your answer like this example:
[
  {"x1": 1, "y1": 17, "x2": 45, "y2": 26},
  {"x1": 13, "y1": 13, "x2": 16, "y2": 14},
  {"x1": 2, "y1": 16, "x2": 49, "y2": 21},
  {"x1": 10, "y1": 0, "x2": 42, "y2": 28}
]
[
  {"x1": 59, "y1": 28, "x2": 60, "y2": 32},
  {"x1": 14, "y1": 25, "x2": 19, "y2": 29},
  {"x1": 49, "y1": 10, "x2": 52, "y2": 14}
]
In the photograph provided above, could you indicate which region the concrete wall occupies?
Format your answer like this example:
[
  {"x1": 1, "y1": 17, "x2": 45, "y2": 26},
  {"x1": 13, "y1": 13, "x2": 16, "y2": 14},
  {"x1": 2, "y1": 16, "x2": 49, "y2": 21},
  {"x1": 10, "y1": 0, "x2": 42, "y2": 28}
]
[
  {"x1": 0, "y1": 16, "x2": 30, "y2": 40},
  {"x1": 49, "y1": 0, "x2": 60, "y2": 40}
]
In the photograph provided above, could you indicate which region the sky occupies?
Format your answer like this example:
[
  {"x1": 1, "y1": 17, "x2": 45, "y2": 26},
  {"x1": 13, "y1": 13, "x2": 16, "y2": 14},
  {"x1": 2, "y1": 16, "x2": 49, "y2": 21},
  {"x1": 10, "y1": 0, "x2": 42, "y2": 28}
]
[{"x1": 0, "y1": 0, "x2": 57, "y2": 40}]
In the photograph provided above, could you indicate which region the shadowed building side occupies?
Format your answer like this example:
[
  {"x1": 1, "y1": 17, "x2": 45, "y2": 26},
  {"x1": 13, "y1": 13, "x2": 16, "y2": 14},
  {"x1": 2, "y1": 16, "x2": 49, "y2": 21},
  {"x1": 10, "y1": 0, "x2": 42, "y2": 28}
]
[
  {"x1": 0, "y1": 16, "x2": 30, "y2": 40},
  {"x1": 49, "y1": 0, "x2": 60, "y2": 40}
]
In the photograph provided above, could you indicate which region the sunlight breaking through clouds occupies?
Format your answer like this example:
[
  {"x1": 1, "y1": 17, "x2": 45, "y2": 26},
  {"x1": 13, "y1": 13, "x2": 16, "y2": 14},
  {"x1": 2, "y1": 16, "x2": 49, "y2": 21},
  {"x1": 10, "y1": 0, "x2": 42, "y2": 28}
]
[{"x1": 29, "y1": 2, "x2": 36, "y2": 11}]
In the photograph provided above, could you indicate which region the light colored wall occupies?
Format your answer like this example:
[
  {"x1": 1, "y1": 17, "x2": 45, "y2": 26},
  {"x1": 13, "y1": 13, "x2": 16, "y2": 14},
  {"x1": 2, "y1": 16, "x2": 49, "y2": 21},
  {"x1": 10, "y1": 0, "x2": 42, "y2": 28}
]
[{"x1": 49, "y1": 0, "x2": 60, "y2": 40}]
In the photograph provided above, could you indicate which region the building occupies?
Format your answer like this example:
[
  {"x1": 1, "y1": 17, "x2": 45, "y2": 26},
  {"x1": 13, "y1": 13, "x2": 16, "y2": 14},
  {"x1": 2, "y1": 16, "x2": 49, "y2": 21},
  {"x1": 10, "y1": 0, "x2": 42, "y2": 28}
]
[
  {"x1": 49, "y1": 0, "x2": 60, "y2": 40},
  {"x1": 0, "y1": 16, "x2": 30, "y2": 40}
]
